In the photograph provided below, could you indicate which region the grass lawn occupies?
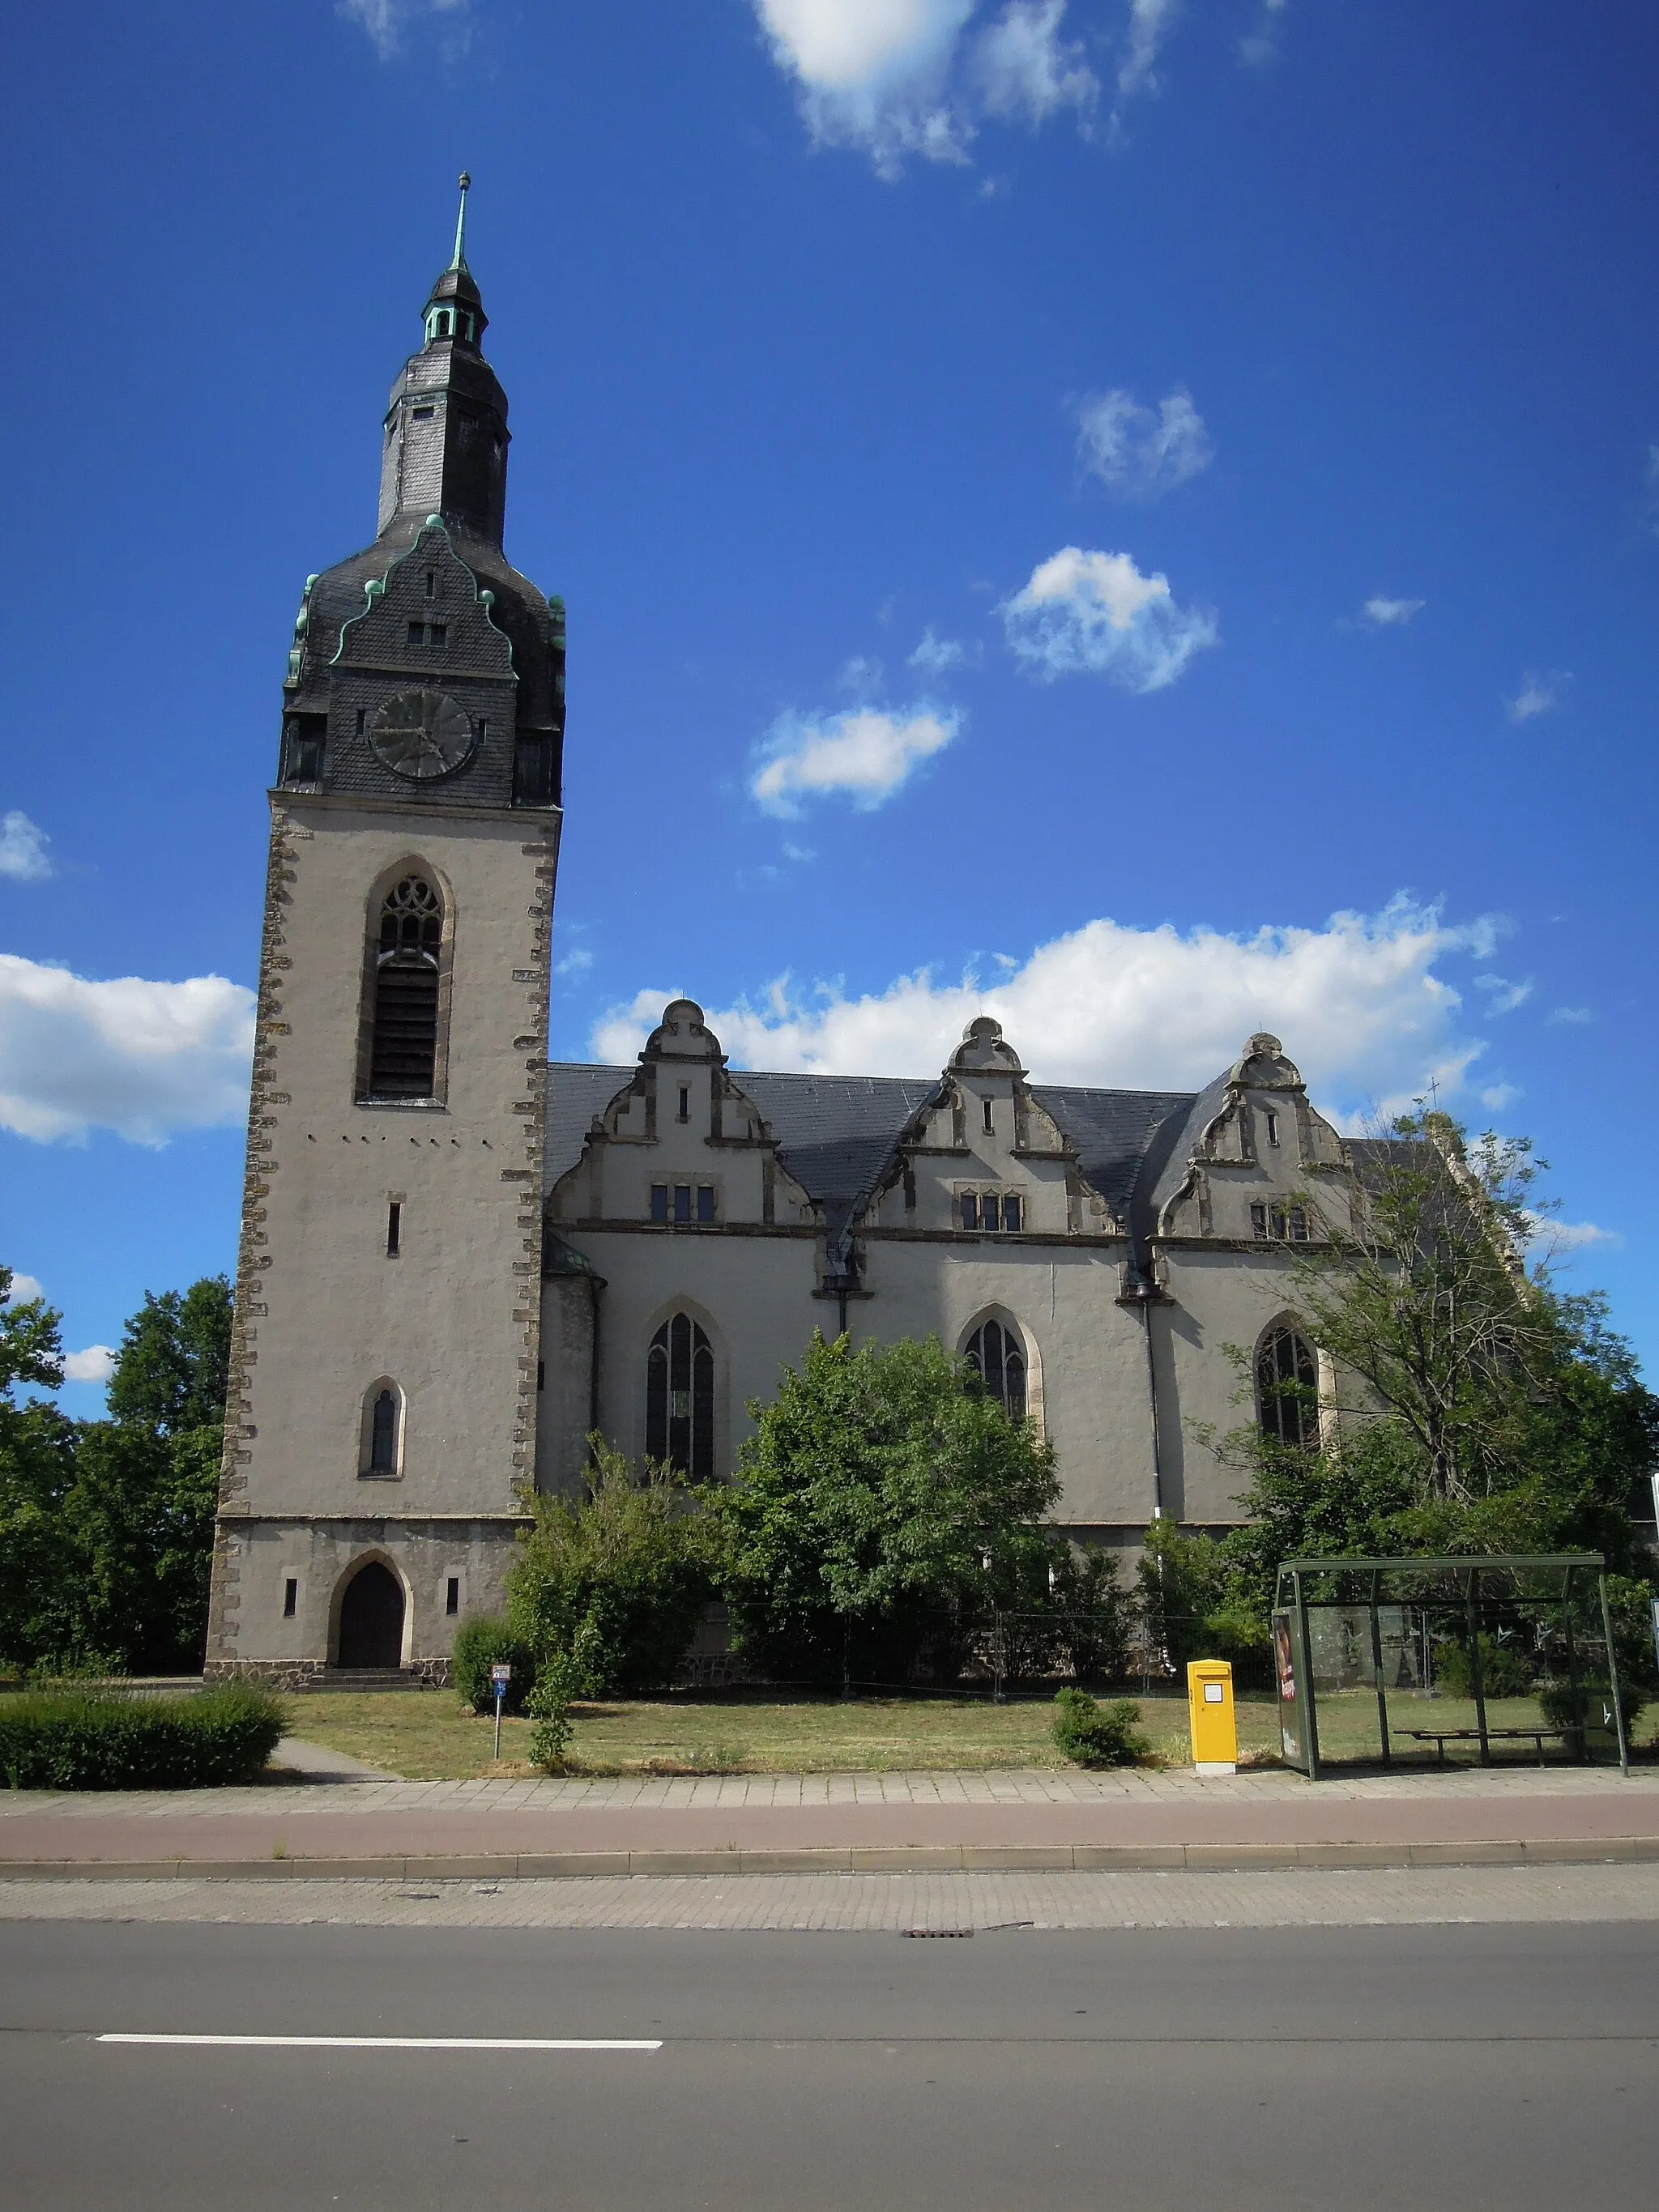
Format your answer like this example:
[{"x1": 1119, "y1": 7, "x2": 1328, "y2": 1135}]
[{"x1": 273, "y1": 1683, "x2": 1652, "y2": 1782}]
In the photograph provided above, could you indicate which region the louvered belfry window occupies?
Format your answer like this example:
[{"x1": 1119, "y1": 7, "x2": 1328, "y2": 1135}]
[
  {"x1": 646, "y1": 1313, "x2": 714, "y2": 1478},
  {"x1": 369, "y1": 876, "x2": 443, "y2": 1097}
]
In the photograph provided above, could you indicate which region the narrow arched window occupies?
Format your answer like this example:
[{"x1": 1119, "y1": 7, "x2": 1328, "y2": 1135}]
[
  {"x1": 368, "y1": 876, "x2": 443, "y2": 1097},
  {"x1": 646, "y1": 1313, "x2": 714, "y2": 1478},
  {"x1": 1256, "y1": 1326, "x2": 1318, "y2": 1449},
  {"x1": 963, "y1": 1318, "x2": 1026, "y2": 1422},
  {"x1": 369, "y1": 1388, "x2": 399, "y2": 1473}
]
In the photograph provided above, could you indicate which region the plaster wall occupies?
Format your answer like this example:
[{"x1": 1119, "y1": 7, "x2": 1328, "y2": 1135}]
[{"x1": 211, "y1": 793, "x2": 557, "y2": 1668}]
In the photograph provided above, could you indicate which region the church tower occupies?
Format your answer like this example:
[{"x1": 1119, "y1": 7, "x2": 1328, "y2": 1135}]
[{"x1": 206, "y1": 181, "x2": 565, "y2": 1679}]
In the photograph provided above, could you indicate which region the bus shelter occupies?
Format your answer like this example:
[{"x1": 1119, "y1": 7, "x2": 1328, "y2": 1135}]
[{"x1": 1271, "y1": 1554, "x2": 1631, "y2": 1780}]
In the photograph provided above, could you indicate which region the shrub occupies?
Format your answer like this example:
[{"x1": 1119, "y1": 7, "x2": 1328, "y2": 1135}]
[
  {"x1": 0, "y1": 1682, "x2": 287, "y2": 1790},
  {"x1": 450, "y1": 1617, "x2": 537, "y2": 1715},
  {"x1": 1537, "y1": 1679, "x2": 1648, "y2": 1737},
  {"x1": 1432, "y1": 1634, "x2": 1533, "y2": 1699},
  {"x1": 708, "y1": 1332, "x2": 1060, "y2": 1685},
  {"x1": 508, "y1": 1443, "x2": 710, "y2": 1694},
  {"x1": 1051, "y1": 1686, "x2": 1149, "y2": 1767}
]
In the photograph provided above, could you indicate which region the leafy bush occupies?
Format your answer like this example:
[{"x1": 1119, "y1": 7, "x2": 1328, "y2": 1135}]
[
  {"x1": 0, "y1": 1682, "x2": 287, "y2": 1790},
  {"x1": 1537, "y1": 1678, "x2": 1648, "y2": 1737},
  {"x1": 1432, "y1": 1634, "x2": 1534, "y2": 1700},
  {"x1": 508, "y1": 1443, "x2": 710, "y2": 1694},
  {"x1": 450, "y1": 1617, "x2": 536, "y2": 1715},
  {"x1": 1051, "y1": 1687, "x2": 1149, "y2": 1767},
  {"x1": 708, "y1": 1332, "x2": 1060, "y2": 1685}
]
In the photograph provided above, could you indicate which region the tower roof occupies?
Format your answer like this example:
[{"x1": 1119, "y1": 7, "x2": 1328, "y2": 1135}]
[{"x1": 422, "y1": 173, "x2": 487, "y2": 342}]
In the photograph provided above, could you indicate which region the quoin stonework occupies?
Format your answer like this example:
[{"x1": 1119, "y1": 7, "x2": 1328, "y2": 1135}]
[{"x1": 208, "y1": 187, "x2": 1366, "y2": 1684}]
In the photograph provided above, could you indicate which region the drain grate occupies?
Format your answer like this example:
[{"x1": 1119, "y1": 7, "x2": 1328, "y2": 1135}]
[{"x1": 902, "y1": 1928, "x2": 974, "y2": 1938}]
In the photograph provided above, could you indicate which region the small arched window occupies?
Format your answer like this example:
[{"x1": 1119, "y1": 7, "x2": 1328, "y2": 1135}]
[
  {"x1": 646, "y1": 1313, "x2": 714, "y2": 1478},
  {"x1": 1256, "y1": 1326, "x2": 1319, "y2": 1450},
  {"x1": 964, "y1": 1318, "x2": 1026, "y2": 1422},
  {"x1": 362, "y1": 1382, "x2": 403, "y2": 1479},
  {"x1": 368, "y1": 876, "x2": 443, "y2": 1098}
]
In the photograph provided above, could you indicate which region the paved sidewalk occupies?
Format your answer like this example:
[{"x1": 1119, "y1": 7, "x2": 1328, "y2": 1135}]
[
  {"x1": 3, "y1": 1862, "x2": 1658, "y2": 1929},
  {"x1": 3, "y1": 1765, "x2": 1657, "y2": 1879}
]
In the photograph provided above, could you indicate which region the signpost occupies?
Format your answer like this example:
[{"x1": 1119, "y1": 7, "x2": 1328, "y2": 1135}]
[{"x1": 491, "y1": 1662, "x2": 512, "y2": 1759}]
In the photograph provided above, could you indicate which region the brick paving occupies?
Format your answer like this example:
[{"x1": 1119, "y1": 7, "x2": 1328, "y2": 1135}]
[{"x1": 2, "y1": 1862, "x2": 1657, "y2": 1930}]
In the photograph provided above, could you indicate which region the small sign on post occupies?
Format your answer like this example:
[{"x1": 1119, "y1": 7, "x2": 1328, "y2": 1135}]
[{"x1": 490, "y1": 1662, "x2": 512, "y2": 1760}]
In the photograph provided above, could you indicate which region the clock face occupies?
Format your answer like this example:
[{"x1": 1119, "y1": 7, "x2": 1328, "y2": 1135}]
[{"x1": 369, "y1": 690, "x2": 475, "y2": 780}]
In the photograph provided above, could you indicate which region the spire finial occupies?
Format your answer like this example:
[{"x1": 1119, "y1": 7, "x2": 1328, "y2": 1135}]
[{"x1": 450, "y1": 171, "x2": 471, "y2": 271}]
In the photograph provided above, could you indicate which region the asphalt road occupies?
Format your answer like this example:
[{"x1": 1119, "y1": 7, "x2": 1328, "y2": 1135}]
[{"x1": 2, "y1": 1918, "x2": 1657, "y2": 2210}]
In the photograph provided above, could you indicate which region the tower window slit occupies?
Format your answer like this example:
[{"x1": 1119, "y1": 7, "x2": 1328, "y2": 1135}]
[
  {"x1": 283, "y1": 1577, "x2": 298, "y2": 1619},
  {"x1": 446, "y1": 1576, "x2": 460, "y2": 1617},
  {"x1": 386, "y1": 1201, "x2": 402, "y2": 1256},
  {"x1": 983, "y1": 1097, "x2": 994, "y2": 1133}
]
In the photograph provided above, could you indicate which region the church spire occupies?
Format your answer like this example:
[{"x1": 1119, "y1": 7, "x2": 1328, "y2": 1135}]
[
  {"x1": 378, "y1": 173, "x2": 510, "y2": 544},
  {"x1": 450, "y1": 170, "x2": 471, "y2": 273}
]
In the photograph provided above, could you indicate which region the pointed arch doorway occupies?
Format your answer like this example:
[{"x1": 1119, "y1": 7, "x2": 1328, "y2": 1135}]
[{"x1": 336, "y1": 1560, "x2": 406, "y2": 1669}]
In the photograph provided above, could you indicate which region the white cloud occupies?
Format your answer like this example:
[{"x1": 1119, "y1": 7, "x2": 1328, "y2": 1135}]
[
  {"x1": 1524, "y1": 1213, "x2": 1623, "y2": 1258},
  {"x1": 2, "y1": 1272, "x2": 45, "y2": 1303},
  {"x1": 909, "y1": 628, "x2": 966, "y2": 672},
  {"x1": 1472, "y1": 974, "x2": 1533, "y2": 1015},
  {"x1": 1480, "y1": 1083, "x2": 1521, "y2": 1111},
  {"x1": 753, "y1": 0, "x2": 1095, "y2": 173},
  {"x1": 751, "y1": 705, "x2": 962, "y2": 816},
  {"x1": 338, "y1": 0, "x2": 468, "y2": 59},
  {"x1": 0, "y1": 954, "x2": 255, "y2": 1146},
  {"x1": 1113, "y1": 0, "x2": 1178, "y2": 126},
  {"x1": 1548, "y1": 1005, "x2": 1593, "y2": 1025},
  {"x1": 1361, "y1": 595, "x2": 1424, "y2": 628},
  {"x1": 1000, "y1": 545, "x2": 1217, "y2": 690},
  {"x1": 973, "y1": 0, "x2": 1098, "y2": 125},
  {"x1": 554, "y1": 947, "x2": 593, "y2": 978},
  {"x1": 1239, "y1": 0, "x2": 1287, "y2": 69},
  {"x1": 594, "y1": 896, "x2": 1497, "y2": 1127},
  {"x1": 1076, "y1": 388, "x2": 1212, "y2": 499},
  {"x1": 1507, "y1": 669, "x2": 1570, "y2": 723},
  {"x1": 0, "y1": 812, "x2": 52, "y2": 884},
  {"x1": 62, "y1": 1344, "x2": 117, "y2": 1386}
]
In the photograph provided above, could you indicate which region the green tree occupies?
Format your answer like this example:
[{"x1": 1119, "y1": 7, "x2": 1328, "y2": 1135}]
[
  {"x1": 105, "y1": 1278, "x2": 232, "y2": 1434},
  {"x1": 0, "y1": 1270, "x2": 82, "y2": 1670},
  {"x1": 70, "y1": 1276, "x2": 232, "y2": 1673},
  {"x1": 507, "y1": 1441, "x2": 711, "y2": 1694},
  {"x1": 1200, "y1": 1111, "x2": 1657, "y2": 1621},
  {"x1": 706, "y1": 1331, "x2": 1061, "y2": 1685}
]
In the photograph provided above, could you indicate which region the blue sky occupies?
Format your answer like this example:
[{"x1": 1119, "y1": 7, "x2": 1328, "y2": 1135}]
[{"x1": 2, "y1": 1, "x2": 1657, "y2": 1396}]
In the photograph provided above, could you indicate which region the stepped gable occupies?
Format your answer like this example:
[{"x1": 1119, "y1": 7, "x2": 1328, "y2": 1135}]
[{"x1": 543, "y1": 1059, "x2": 1197, "y2": 1233}]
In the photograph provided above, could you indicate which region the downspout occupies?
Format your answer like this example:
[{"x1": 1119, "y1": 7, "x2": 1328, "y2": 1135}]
[
  {"x1": 1139, "y1": 1286, "x2": 1166, "y2": 1522},
  {"x1": 586, "y1": 1274, "x2": 602, "y2": 1441}
]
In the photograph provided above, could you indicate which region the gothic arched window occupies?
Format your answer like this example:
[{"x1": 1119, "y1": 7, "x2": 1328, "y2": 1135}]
[
  {"x1": 1256, "y1": 1325, "x2": 1319, "y2": 1450},
  {"x1": 361, "y1": 1381, "x2": 403, "y2": 1479},
  {"x1": 963, "y1": 1317, "x2": 1027, "y2": 1423},
  {"x1": 368, "y1": 876, "x2": 443, "y2": 1098},
  {"x1": 646, "y1": 1313, "x2": 714, "y2": 1479}
]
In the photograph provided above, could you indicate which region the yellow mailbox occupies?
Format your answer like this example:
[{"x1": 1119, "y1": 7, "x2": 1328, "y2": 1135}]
[{"x1": 1187, "y1": 1659, "x2": 1238, "y2": 1775}]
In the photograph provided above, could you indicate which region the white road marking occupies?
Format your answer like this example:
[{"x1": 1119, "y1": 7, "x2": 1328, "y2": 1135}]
[{"x1": 96, "y1": 2034, "x2": 662, "y2": 2051}]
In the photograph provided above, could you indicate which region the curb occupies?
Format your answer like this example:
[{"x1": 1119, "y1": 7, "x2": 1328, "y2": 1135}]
[{"x1": 4, "y1": 1837, "x2": 1659, "y2": 1882}]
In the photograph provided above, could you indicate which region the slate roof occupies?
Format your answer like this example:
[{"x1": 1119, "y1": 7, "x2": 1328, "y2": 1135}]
[{"x1": 544, "y1": 1061, "x2": 1200, "y2": 1250}]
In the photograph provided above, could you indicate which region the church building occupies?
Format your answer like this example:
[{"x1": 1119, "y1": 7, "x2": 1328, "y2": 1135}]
[{"x1": 206, "y1": 194, "x2": 1359, "y2": 1682}]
